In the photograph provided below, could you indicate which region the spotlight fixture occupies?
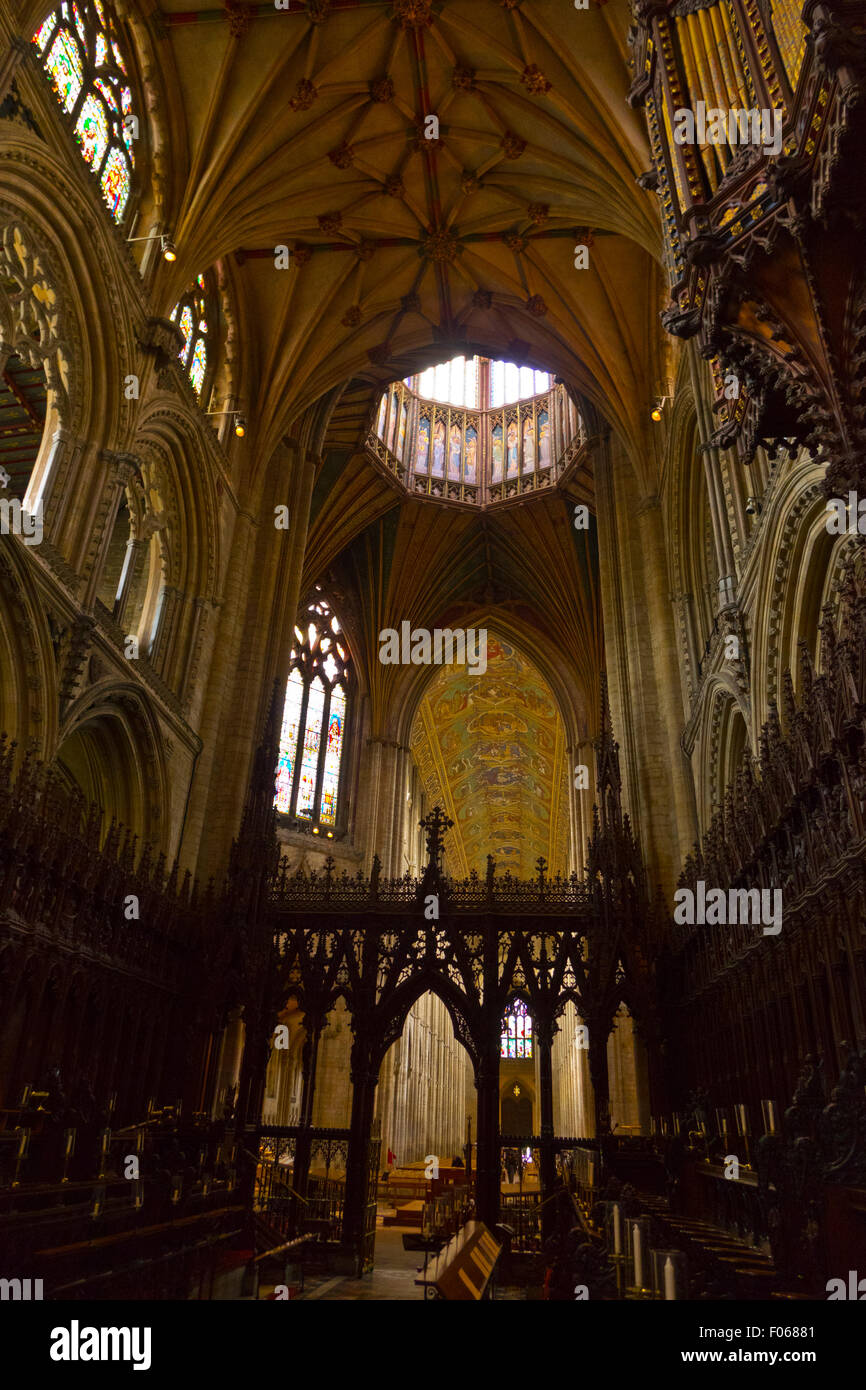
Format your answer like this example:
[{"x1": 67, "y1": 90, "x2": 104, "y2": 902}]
[
  {"x1": 651, "y1": 405, "x2": 662, "y2": 422},
  {"x1": 651, "y1": 394, "x2": 672, "y2": 422},
  {"x1": 327, "y1": 831, "x2": 334, "y2": 839},
  {"x1": 206, "y1": 408, "x2": 247, "y2": 437},
  {"x1": 312, "y1": 827, "x2": 319, "y2": 835},
  {"x1": 745, "y1": 496, "x2": 761, "y2": 516},
  {"x1": 126, "y1": 230, "x2": 177, "y2": 262}
]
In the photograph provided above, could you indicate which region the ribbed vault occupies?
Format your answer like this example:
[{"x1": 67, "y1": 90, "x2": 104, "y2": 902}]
[{"x1": 127, "y1": 0, "x2": 665, "y2": 472}]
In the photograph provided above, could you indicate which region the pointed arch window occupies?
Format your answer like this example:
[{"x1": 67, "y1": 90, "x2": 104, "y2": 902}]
[
  {"x1": 169, "y1": 274, "x2": 213, "y2": 398},
  {"x1": 275, "y1": 597, "x2": 351, "y2": 830},
  {"x1": 32, "y1": 0, "x2": 136, "y2": 223},
  {"x1": 501, "y1": 1000, "x2": 533, "y2": 1060}
]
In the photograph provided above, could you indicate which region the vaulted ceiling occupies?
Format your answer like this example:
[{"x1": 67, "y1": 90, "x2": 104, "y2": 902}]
[{"x1": 137, "y1": 0, "x2": 668, "y2": 473}]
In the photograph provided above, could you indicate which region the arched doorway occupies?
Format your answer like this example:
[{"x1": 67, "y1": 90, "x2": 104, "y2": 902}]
[{"x1": 375, "y1": 990, "x2": 476, "y2": 1273}]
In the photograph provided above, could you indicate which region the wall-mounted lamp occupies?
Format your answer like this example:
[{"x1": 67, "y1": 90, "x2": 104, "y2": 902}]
[
  {"x1": 651, "y1": 395, "x2": 672, "y2": 422},
  {"x1": 127, "y1": 231, "x2": 177, "y2": 262},
  {"x1": 745, "y1": 496, "x2": 761, "y2": 516},
  {"x1": 206, "y1": 409, "x2": 246, "y2": 437}
]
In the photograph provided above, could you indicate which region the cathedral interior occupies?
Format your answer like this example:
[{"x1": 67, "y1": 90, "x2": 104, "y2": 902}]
[{"x1": 1, "y1": 0, "x2": 865, "y2": 1319}]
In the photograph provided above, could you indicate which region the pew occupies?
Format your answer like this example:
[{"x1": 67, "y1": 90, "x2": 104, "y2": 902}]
[{"x1": 414, "y1": 1220, "x2": 502, "y2": 1300}]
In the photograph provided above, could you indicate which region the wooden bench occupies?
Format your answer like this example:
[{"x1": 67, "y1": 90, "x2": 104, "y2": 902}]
[{"x1": 414, "y1": 1220, "x2": 502, "y2": 1300}]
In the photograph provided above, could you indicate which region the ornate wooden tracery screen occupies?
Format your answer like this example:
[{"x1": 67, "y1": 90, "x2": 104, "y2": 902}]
[{"x1": 230, "y1": 682, "x2": 659, "y2": 1271}]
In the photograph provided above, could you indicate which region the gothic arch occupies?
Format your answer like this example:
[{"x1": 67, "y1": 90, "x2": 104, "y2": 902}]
[
  {"x1": 696, "y1": 679, "x2": 751, "y2": 828},
  {"x1": 22, "y1": 0, "x2": 172, "y2": 240},
  {"x1": 0, "y1": 539, "x2": 57, "y2": 751},
  {"x1": 134, "y1": 406, "x2": 221, "y2": 601},
  {"x1": 372, "y1": 972, "x2": 479, "y2": 1076},
  {"x1": 0, "y1": 153, "x2": 138, "y2": 465},
  {"x1": 390, "y1": 616, "x2": 589, "y2": 759},
  {"x1": 666, "y1": 390, "x2": 716, "y2": 689},
  {"x1": 54, "y1": 683, "x2": 169, "y2": 844},
  {"x1": 749, "y1": 455, "x2": 833, "y2": 726}
]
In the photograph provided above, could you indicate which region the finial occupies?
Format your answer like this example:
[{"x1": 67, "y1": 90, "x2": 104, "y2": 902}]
[{"x1": 420, "y1": 805, "x2": 454, "y2": 864}]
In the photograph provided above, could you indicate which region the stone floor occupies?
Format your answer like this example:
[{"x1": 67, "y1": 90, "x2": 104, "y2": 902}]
[{"x1": 291, "y1": 1220, "x2": 527, "y2": 1301}]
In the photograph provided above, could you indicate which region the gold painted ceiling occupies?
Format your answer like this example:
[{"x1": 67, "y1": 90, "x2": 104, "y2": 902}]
[{"x1": 410, "y1": 635, "x2": 570, "y2": 878}]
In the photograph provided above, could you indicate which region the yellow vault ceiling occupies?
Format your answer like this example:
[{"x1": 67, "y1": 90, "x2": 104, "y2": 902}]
[{"x1": 409, "y1": 634, "x2": 569, "y2": 878}]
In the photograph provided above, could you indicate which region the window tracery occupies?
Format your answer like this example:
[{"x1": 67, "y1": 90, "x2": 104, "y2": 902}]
[
  {"x1": 32, "y1": 0, "x2": 135, "y2": 223},
  {"x1": 275, "y1": 597, "x2": 351, "y2": 831},
  {"x1": 169, "y1": 274, "x2": 212, "y2": 398},
  {"x1": 501, "y1": 999, "x2": 533, "y2": 1059}
]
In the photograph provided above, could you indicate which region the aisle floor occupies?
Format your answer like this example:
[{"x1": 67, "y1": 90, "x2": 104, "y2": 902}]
[{"x1": 294, "y1": 1221, "x2": 526, "y2": 1301}]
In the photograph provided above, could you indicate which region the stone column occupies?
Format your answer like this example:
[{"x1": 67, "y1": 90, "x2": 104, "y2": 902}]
[
  {"x1": 81, "y1": 453, "x2": 139, "y2": 610},
  {"x1": 633, "y1": 493, "x2": 697, "y2": 884},
  {"x1": 687, "y1": 342, "x2": 738, "y2": 589},
  {"x1": 113, "y1": 537, "x2": 148, "y2": 628},
  {"x1": 149, "y1": 584, "x2": 185, "y2": 680},
  {"x1": 212, "y1": 1011, "x2": 245, "y2": 1117},
  {"x1": 0, "y1": 34, "x2": 30, "y2": 108},
  {"x1": 188, "y1": 440, "x2": 317, "y2": 878}
]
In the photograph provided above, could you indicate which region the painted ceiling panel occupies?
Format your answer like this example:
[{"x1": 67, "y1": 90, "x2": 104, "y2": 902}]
[{"x1": 410, "y1": 635, "x2": 569, "y2": 878}]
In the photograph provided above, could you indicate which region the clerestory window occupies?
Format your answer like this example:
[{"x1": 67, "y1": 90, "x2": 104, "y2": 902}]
[
  {"x1": 275, "y1": 597, "x2": 351, "y2": 831},
  {"x1": 169, "y1": 273, "x2": 214, "y2": 399},
  {"x1": 32, "y1": 0, "x2": 136, "y2": 223},
  {"x1": 501, "y1": 1000, "x2": 533, "y2": 1060},
  {"x1": 372, "y1": 355, "x2": 580, "y2": 503}
]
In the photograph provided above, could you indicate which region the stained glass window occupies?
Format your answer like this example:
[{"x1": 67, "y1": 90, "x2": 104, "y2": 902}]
[
  {"x1": 170, "y1": 274, "x2": 213, "y2": 399},
  {"x1": 33, "y1": 0, "x2": 136, "y2": 224},
  {"x1": 75, "y1": 92, "x2": 109, "y2": 167},
  {"x1": 501, "y1": 1000, "x2": 533, "y2": 1060},
  {"x1": 275, "y1": 596, "x2": 352, "y2": 829}
]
